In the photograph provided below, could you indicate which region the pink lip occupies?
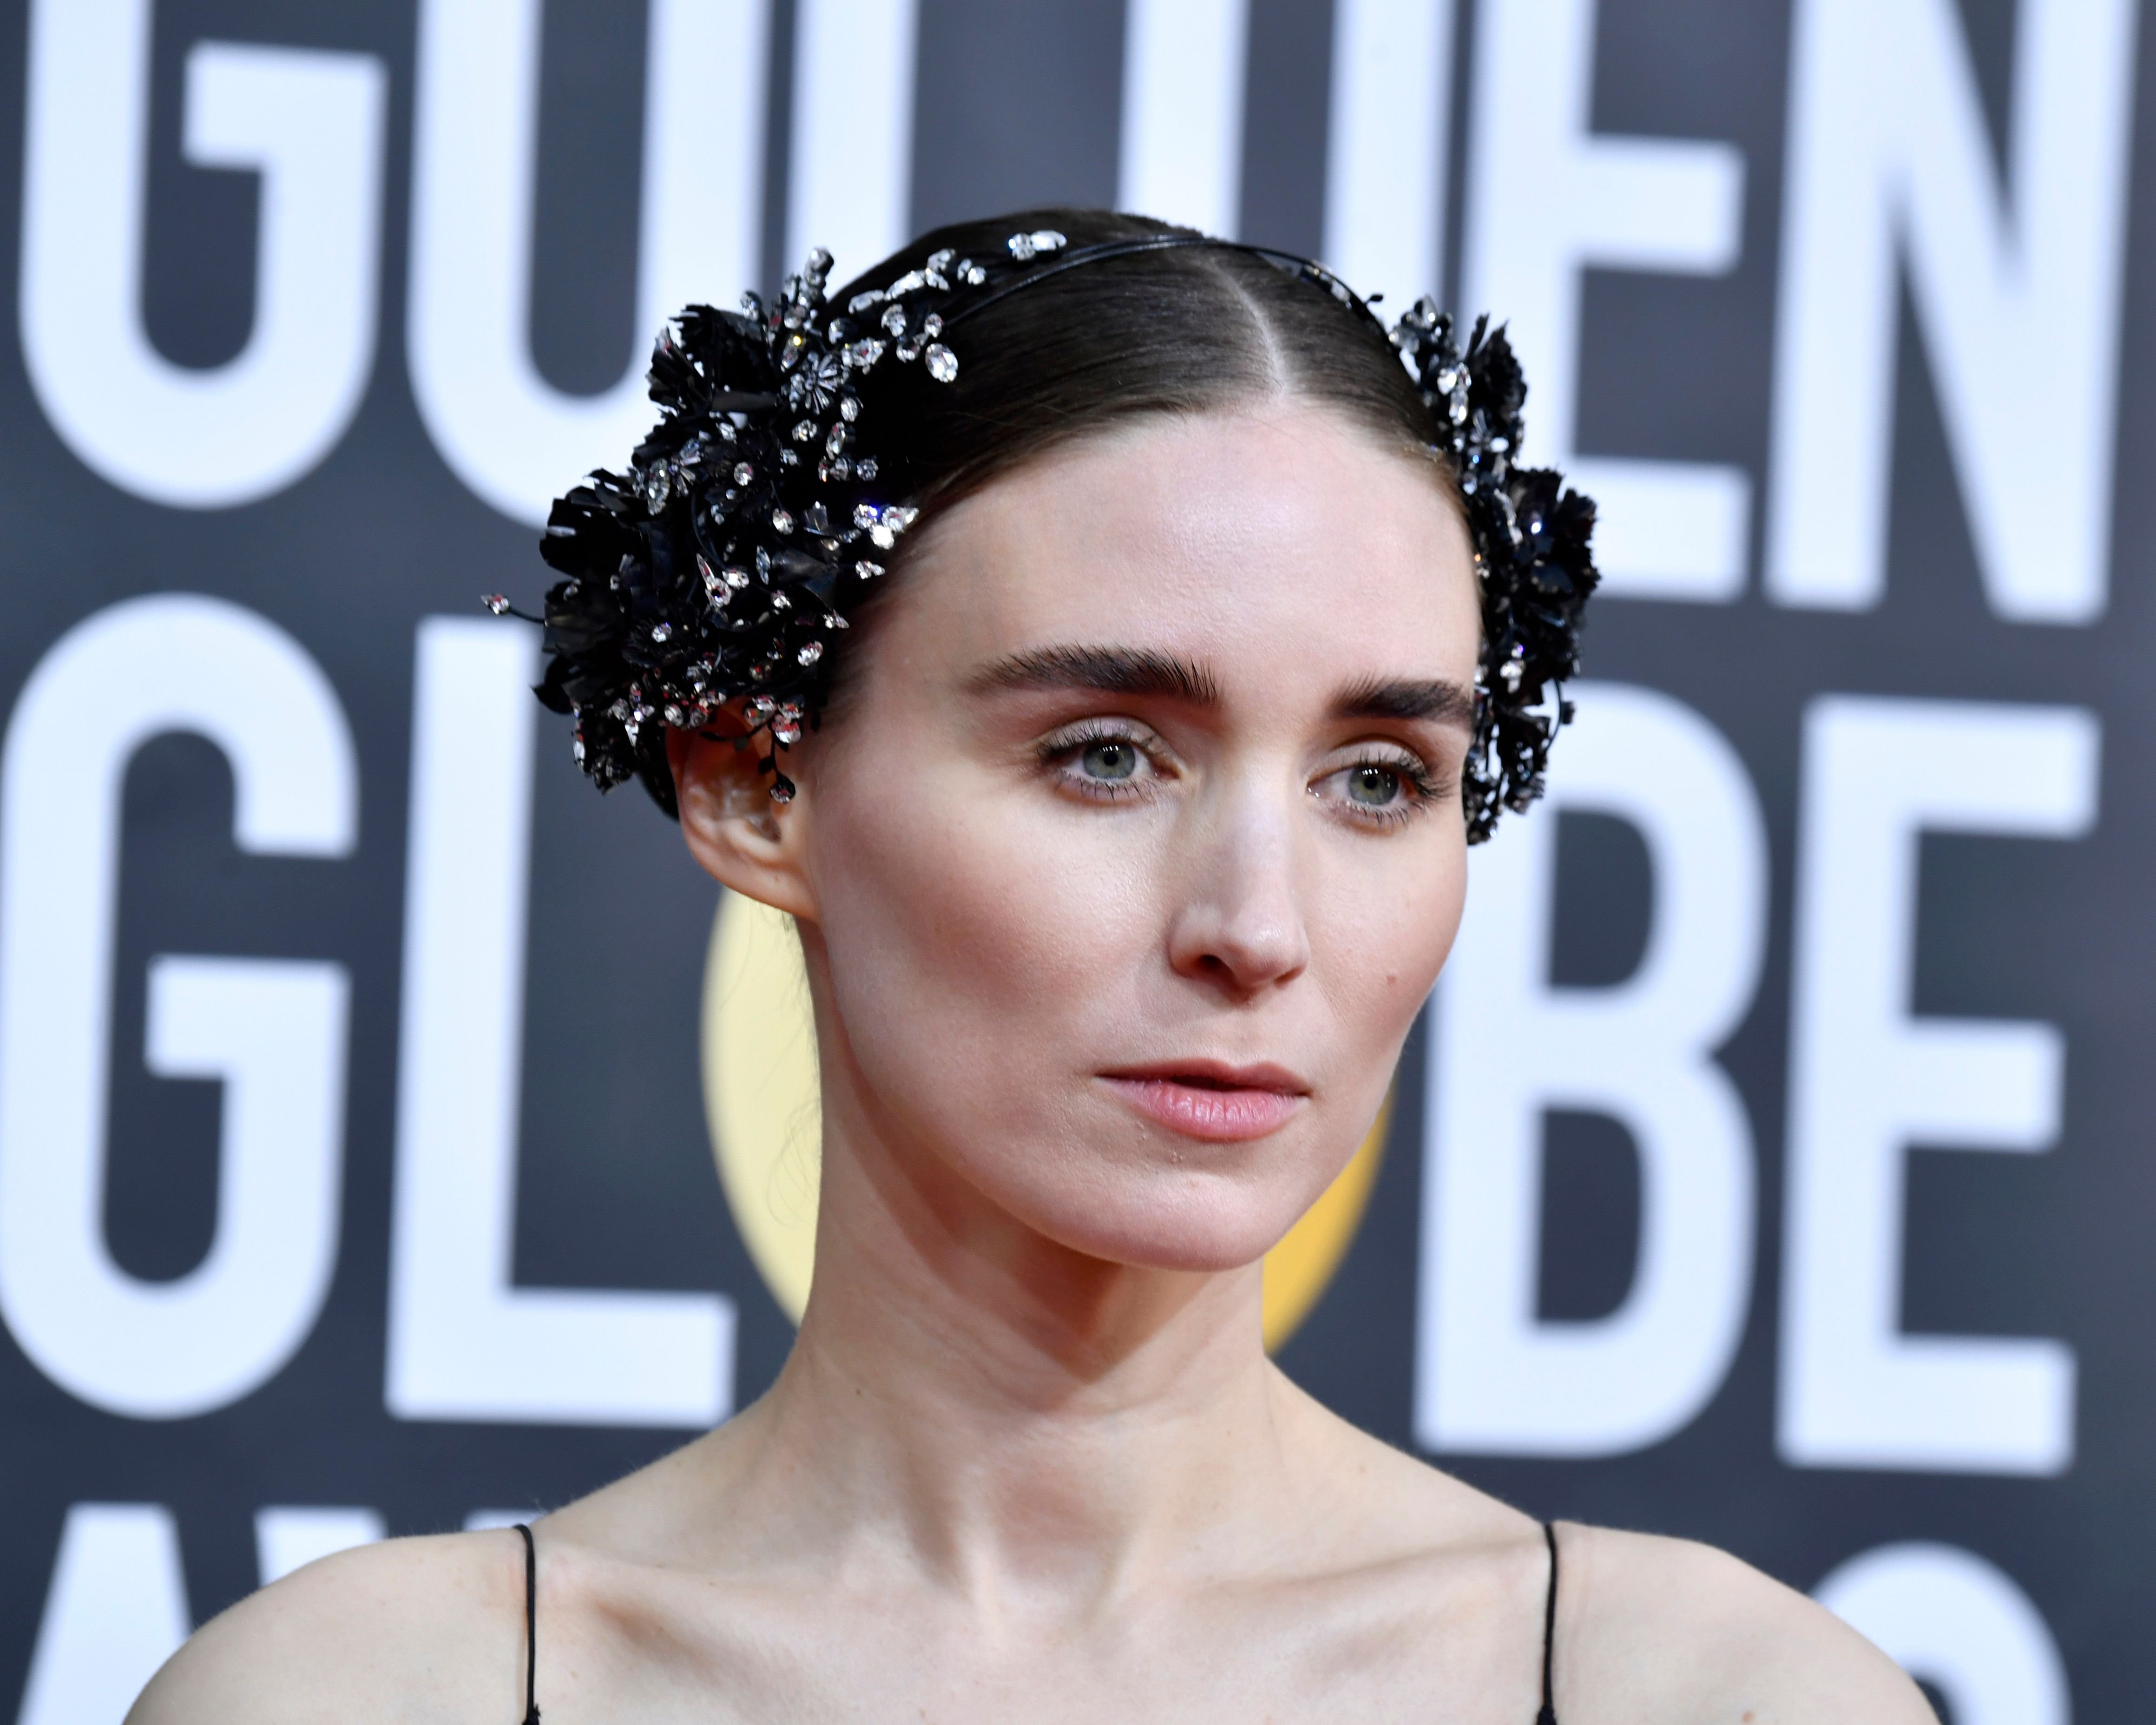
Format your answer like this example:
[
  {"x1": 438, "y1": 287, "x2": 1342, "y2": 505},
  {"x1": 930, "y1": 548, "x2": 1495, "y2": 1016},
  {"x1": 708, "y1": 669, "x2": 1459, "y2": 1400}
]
[{"x1": 1099, "y1": 1060, "x2": 1310, "y2": 1143}]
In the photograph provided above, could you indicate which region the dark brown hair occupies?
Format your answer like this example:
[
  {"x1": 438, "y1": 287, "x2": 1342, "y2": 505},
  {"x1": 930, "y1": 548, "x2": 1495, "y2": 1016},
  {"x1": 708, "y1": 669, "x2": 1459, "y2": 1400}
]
[{"x1": 833, "y1": 207, "x2": 1460, "y2": 536}]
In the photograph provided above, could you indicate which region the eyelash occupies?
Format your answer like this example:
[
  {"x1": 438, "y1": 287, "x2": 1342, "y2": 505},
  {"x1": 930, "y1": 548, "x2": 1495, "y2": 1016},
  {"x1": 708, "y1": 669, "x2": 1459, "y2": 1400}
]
[
  {"x1": 1037, "y1": 724, "x2": 1450, "y2": 828},
  {"x1": 1321, "y1": 752, "x2": 1448, "y2": 829},
  {"x1": 1037, "y1": 721, "x2": 1169, "y2": 803}
]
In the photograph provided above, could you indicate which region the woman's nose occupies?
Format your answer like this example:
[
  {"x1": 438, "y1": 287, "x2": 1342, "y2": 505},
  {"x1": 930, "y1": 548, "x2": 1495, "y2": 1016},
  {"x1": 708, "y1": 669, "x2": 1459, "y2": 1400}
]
[{"x1": 1163, "y1": 788, "x2": 1312, "y2": 997}]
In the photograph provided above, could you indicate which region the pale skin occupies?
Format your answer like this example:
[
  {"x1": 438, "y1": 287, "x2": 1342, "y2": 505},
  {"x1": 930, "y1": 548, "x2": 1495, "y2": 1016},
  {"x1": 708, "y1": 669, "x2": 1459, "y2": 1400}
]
[{"x1": 132, "y1": 402, "x2": 1931, "y2": 1724}]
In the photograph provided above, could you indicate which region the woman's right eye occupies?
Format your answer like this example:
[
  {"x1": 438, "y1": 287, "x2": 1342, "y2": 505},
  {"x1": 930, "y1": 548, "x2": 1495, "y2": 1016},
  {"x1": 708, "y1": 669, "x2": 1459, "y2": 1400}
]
[
  {"x1": 1038, "y1": 724, "x2": 1168, "y2": 800},
  {"x1": 1078, "y1": 739, "x2": 1139, "y2": 782}
]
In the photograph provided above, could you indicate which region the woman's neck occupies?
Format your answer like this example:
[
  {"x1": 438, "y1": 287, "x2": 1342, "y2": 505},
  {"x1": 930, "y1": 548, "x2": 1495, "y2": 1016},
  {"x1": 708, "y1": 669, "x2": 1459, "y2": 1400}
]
[{"x1": 697, "y1": 1115, "x2": 1310, "y2": 1613}]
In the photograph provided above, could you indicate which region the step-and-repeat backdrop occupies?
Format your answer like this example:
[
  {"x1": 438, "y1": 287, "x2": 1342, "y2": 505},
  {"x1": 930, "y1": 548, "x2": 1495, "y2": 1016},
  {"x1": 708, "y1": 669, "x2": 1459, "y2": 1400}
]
[{"x1": 1, "y1": 0, "x2": 2147, "y2": 1716}]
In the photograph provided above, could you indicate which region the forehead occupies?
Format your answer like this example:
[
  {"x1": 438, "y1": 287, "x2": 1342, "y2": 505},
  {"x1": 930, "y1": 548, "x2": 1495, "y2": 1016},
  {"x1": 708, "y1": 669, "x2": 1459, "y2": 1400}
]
[{"x1": 894, "y1": 403, "x2": 1480, "y2": 694}]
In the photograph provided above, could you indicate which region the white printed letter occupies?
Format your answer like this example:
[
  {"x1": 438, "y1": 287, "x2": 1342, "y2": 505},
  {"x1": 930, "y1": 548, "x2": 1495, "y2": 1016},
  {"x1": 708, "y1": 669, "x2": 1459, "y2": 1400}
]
[
  {"x1": 20, "y1": 4, "x2": 386, "y2": 507},
  {"x1": 1781, "y1": 698, "x2": 2096, "y2": 1473},
  {"x1": 1418, "y1": 684, "x2": 1763, "y2": 1455},
  {"x1": 387, "y1": 619, "x2": 734, "y2": 1427},
  {"x1": 1461, "y1": 0, "x2": 1748, "y2": 599},
  {"x1": 19, "y1": 1505, "x2": 191, "y2": 1725},
  {"x1": 787, "y1": 0, "x2": 920, "y2": 277},
  {"x1": 1119, "y1": 0, "x2": 1250, "y2": 236},
  {"x1": 0, "y1": 596, "x2": 355, "y2": 1419},
  {"x1": 410, "y1": 0, "x2": 770, "y2": 527},
  {"x1": 1323, "y1": 0, "x2": 1455, "y2": 316},
  {"x1": 1817, "y1": 1543, "x2": 2070, "y2": 1725},
  {"x1": 1767, "y1": 0, "x2": 2136, "y2": 620}
]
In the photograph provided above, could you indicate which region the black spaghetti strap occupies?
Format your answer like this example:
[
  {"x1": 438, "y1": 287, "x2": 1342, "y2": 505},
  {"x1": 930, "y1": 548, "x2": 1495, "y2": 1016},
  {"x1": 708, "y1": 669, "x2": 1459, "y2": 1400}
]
[
  {"x1": 1536, "y1": 1520, "x2": 1560, "y2": 1725},
  {"x1": 513, "y1": 1523, "x2": 541, "y2": 1724}
]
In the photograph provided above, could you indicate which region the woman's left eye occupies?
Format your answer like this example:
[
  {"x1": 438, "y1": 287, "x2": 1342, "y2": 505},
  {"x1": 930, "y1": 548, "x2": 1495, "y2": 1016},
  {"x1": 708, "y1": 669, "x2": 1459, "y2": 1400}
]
[
  {"x1": 1315, "y1": 755, "x2": 1437, "y2": 822},
  {"x1": 1343, "y1": 764, "x2": 1404, "y2": 807}
]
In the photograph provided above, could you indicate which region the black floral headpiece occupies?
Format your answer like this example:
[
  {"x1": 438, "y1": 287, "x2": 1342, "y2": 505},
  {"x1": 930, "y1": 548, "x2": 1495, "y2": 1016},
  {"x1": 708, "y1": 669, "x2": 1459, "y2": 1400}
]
[{"x1": 504, "y1": 226, "x2": 1597, "y2": 839}]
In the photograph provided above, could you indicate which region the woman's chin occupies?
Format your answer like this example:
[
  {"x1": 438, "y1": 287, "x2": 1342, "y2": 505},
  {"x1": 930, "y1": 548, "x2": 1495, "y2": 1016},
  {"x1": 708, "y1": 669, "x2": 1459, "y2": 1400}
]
[{"x1": 1011, "y1": 1174, "x2": 1303, "y2": 1276}]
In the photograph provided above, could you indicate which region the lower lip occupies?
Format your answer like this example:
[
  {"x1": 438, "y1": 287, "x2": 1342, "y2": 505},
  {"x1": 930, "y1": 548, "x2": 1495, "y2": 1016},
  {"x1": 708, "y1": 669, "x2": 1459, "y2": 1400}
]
[{"x1": 1102, "y1": 1077, "x2": 1306, "y2": 1142}]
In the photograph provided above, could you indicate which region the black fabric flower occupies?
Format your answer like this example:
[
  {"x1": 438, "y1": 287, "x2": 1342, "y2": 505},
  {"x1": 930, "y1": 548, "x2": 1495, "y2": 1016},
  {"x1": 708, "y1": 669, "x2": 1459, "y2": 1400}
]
[{"x1": 1393, "y1": 303, "x2": 1599, "y2": 842}]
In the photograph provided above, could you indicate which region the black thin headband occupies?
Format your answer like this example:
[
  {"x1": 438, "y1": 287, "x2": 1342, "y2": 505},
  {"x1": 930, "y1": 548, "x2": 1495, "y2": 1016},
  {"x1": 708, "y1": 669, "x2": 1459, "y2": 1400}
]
[{"x1": 937, "y1": 235, "x2": 1385, "y2": 336}]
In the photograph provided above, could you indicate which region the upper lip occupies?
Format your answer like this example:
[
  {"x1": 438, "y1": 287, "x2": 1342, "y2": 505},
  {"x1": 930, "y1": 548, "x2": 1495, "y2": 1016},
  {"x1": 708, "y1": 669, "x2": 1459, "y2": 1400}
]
[{"x1": 1099, "y1": 1059, "x2": 1311, "y2": 1095}]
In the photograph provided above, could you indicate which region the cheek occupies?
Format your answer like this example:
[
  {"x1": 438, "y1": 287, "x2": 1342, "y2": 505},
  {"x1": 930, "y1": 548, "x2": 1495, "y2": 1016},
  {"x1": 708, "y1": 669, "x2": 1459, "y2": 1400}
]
[
  {"x1": 1308, "y1": 830, "x2": 1469, "y2": 1104},
  {"x1": 803, "y1": 736, "x2": 1155, "y2": 1134}
]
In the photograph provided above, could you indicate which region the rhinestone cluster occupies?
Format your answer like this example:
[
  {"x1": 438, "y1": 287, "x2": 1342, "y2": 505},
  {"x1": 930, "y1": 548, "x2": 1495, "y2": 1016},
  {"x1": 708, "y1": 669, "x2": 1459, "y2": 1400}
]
[{"x1": 530, "y1": 235, "x2": 1060, "y2": 808}]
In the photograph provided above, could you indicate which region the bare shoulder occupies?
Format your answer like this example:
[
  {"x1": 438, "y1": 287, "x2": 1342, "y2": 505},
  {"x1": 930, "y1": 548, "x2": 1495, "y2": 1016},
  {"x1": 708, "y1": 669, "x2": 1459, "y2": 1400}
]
[
  {"x1": 1558, "y1": 1524, "x2": 1933, "y2": 1725},
  {"x1": 125, "y1": 1529, "x2": 530, "y2": 1725}
]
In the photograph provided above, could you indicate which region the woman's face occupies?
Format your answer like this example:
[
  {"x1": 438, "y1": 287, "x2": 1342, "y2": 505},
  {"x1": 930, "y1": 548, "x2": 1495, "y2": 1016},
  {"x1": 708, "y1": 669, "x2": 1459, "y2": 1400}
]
[{"x1": 783, "y1": 402, "x2": 1479, "y2": 1273}]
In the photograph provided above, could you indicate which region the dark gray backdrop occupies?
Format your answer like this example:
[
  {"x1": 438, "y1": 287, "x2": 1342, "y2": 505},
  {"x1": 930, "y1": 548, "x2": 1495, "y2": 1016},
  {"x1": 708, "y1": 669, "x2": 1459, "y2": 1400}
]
[{"x1": 0, "y1": 0, "x2": 2146, "y2": 1717}]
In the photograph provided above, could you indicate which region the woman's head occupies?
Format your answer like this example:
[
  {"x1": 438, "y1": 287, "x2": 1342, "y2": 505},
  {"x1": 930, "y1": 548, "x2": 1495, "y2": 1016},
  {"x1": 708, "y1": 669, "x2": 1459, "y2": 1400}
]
[
  {"x1": 675, "y1": 397, "x2": 1477, "y2": 1278},
  {"x1": 538, "y1": 206, "x2": 1593, "y2": 1280}
]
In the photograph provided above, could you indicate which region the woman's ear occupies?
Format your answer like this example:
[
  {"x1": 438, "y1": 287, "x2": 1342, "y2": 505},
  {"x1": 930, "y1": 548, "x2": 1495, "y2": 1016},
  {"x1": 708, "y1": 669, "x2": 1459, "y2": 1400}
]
[{"x1": 670, "y1": 725, "x2": 818, "y2": 919}]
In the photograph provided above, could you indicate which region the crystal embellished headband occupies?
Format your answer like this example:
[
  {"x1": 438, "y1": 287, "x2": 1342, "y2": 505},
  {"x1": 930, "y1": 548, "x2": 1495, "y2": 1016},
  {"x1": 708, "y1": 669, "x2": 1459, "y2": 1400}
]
[{"x1": 502, "y1": 224, "x2": 1598, "y2": 840}]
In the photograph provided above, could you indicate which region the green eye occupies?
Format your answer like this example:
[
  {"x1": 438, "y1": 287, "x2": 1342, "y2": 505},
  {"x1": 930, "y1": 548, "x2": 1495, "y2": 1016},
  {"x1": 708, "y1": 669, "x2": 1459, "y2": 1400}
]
[
  {"x1": 1346, "y1": 764, "x2": 1401, "y2": 805},
  {"x1": 1080, "y1": 739, "x2": 1139, "y2": 781}
]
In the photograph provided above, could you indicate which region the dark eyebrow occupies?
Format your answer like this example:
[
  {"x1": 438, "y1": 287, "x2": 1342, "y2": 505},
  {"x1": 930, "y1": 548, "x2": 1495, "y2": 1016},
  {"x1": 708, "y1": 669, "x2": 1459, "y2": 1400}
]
[
  {"x1": 967, "y1": 644, "x2": 1222, "y2": 706},
  {"x1": 1330, "y1": 676, "x2": 1478, "y2": 728}
]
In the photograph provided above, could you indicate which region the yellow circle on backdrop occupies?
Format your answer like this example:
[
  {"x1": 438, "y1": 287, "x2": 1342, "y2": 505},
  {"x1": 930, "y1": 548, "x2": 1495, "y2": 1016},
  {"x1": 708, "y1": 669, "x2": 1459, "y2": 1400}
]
[{"x1": 701, "y1": 893, "x2": 1388, "y2": 1351}]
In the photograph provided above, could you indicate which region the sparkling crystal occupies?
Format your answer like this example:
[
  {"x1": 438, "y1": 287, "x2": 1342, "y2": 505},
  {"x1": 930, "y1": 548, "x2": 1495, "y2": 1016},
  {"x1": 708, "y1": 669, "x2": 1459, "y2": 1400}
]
[
  {"x1": 651, "y1": 621, "x2": 671, "y2": 643},
  {"x1": 772, "y1": 591, "x2": 792, "y2": 608},
  {"x1": 846, "y1": 338, "x2": 887, "y2": 369},
  {"x1": 855, "y1": 457, "x2": 879, "y2": 480},
  {"x1": 882, "y1": 304, "x2": 908, "y2": 335},
  {"x1": 871, "y1": 522, "x2": 896, "y2": 549},
  {"x1": 791, "y1": 419, "x2": 816, "y2": 443},
  {"x1": 848, "y1": 289, "x2": 886, "y2": 314},
  {"x1": 774, "y1": 719, "x2": 803, "y2": 743},
  {"x1": 825, "y1": 423, "x2": 849, "y2": 455},
  {"x1": 886, "y1": 269, "x2": 927, "y2": 298},
  {"x1": 796, "y1": 641, "x2": 824, "y2": 667},
  {"x1": 887, "y1": 505, "x2": 919, "y2": 531},
  {"x1": 779, "y1": 448, "x2": 800, "y2": 467},
  {"x1": 804, "y1": 501, "x2": 830, "y2": 533},
  {"x1": 897, "y1": 340, "x2": 920, "y2": 362},
  {"x1": 734, "y1": 461, "x2": 754, "y2": 485},
  {"x1": 854, "y1": 503, "x2": 882, "y2": 530},
  {"x1": 856, "y1": 559, "x2": 884, "y2": 579},
  {"x1": 1006, "y1": 232, "x2": 1037, "y2": 260},
  {"x1": 927, "y1": 248, "x2": 955, "y2": 273},
  {"x1": 483, "y1": 593, "x2": 509, "y2": 614},
  {"x1": 922, "y1": 312, "x2": 943, "y2": 338},
  {"x1": 748, "y1": 695, "x2": 777, "y2": 720},
  {"x1": 771, "y1": 507, "x2": 795, "y2": 534},
  {"x1": 807, "y1": 246, "x2": 833, "y2": 276},
  {"x1": 925, "y1": 344, "x2": 958, "y2": 383},
  {"x1": 664, "y1": 704, "x2": 685, "y2": 725},
  {"x1": 768, "y1": 778, "x2": 795, "y2": 804},
  {"x1": 962, "y1": 263, "x2": 987, "y2": 285},
  {"x1": 724, "y1": 566, "x2": 749, "y2": 588},
  {"x1": 840, "y1": 395, "x2": 861, "y2": 422},
  {"x1": 641, "y1": 466, "x2": 670, "y2": 511}
]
